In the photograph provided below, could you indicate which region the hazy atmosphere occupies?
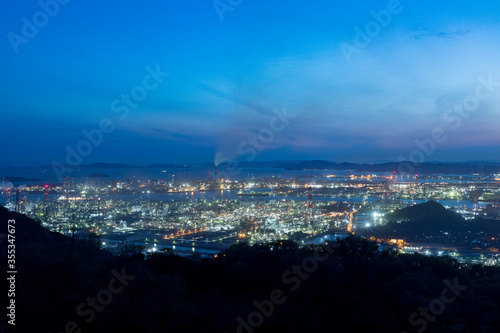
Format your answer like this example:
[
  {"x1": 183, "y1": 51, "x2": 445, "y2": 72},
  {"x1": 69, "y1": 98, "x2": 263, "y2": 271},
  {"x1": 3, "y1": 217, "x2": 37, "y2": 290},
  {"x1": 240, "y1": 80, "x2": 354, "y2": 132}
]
[
  {"x1": 3, "y1": 0, "x2": 500, "y2": 166},
  {"x1": 2, "y1": 2, "x2": 500, "y2": 333}
]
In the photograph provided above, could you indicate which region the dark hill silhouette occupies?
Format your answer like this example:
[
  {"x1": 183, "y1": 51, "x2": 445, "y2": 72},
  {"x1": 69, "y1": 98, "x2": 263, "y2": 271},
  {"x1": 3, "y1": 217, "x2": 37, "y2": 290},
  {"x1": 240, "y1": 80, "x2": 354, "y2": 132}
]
[
  {"x1": 386, "y1": 200, "x2": 465, "y2": 224},
  {"x1": 1, "y1": 207, "x2": 499, "y2": 332},
  {"x1": 0, "y1": 205, "x2": 69, "y2": 248},
  {"x1": 371, "y1": 201, "x2": 499, "y2": 238}
]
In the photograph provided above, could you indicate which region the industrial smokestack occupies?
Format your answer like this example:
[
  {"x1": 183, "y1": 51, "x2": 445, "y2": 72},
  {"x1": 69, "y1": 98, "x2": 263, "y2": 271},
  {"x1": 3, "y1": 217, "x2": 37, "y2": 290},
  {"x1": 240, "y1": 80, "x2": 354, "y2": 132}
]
[{"x1": 215, "y1": 165, "x2": 218, "y2": 181}]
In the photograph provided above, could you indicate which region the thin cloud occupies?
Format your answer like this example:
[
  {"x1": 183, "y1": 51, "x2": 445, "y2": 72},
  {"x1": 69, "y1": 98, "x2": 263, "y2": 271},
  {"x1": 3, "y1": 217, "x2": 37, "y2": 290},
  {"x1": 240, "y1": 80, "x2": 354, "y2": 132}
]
[{"x1": 408, "y1": 24, "x2": 471, "y2": 40}]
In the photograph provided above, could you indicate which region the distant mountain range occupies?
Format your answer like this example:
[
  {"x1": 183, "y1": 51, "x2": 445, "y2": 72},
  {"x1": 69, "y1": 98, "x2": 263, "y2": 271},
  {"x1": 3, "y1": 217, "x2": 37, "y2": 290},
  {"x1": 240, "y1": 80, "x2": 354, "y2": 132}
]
[
  {"x1": 5, "y1": 160, "x2": 500, "y2": 175},
  {"x1": 8, "y1": 162, "x2": 192, "y2": 169},
  {"x1": 273, "y1": 160, "x2": 500, "y2": 174},
  {"x1": 0, "y1": 176, "x2": 41, "y2": 182}
]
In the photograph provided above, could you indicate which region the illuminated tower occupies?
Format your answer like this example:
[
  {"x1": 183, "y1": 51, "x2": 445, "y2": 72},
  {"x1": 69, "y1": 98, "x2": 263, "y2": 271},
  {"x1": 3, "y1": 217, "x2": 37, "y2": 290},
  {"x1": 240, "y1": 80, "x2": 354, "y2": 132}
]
[
  {"x1": 347, "y1": 210, "x2": 357, "y2": 234},
  {"x1": 16, "y1": 187, "x2": 25, "y2": 213},
  {"x1": 384, "y1": 177, "x2": 391, "y2": 199},
  {"x1": 306, "y1": 186, "x2": 313, "y2": 226},
  {"x1": 64, "y1": 177, "x2": 70, "y2": 201},
  {"x1": 44, "y1": 185, "x2": 49, "y2": 203},
  {"x1": 16, "y1": 187, "x2": 20, "y2": 212}
]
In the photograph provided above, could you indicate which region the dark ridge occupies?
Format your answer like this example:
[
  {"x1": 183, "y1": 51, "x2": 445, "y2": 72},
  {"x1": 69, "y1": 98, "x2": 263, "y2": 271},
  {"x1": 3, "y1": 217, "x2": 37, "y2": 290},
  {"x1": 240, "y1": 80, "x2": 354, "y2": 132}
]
[
  {"x1": 1, "y1": 206, "x2": 499, "y2": 332},
  {"x1": 386, "y1": 200, "x2": 465, "y2": 223},
  {"x1": 0, "y1": 205, "x2": 69, "y2": 247},
  {"x1": 88, "y1": 173, "x2": 110, "y2": 178},
  {"x1": 371, "y1": 201, "x2": 500, "y2": 237},
  {"x1": 147, "y1": 163, "x2": 193, "y2": 168},
  {"x1": 82, "y1": 163, "x2": 137, "y2": 169},
  {"x1": 275, "y1": 160, "x2": 500, "y2": 174},
  {"x1": 0, "y1": 176, "x2": 41, "y2": 182}
]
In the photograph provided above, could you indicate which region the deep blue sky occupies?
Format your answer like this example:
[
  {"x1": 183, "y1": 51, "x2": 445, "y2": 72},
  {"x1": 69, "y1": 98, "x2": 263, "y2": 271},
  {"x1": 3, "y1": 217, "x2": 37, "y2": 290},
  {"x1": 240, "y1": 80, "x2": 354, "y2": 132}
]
[{"x1": 2, "y1": 0, "x2": 500, "y2": 166}]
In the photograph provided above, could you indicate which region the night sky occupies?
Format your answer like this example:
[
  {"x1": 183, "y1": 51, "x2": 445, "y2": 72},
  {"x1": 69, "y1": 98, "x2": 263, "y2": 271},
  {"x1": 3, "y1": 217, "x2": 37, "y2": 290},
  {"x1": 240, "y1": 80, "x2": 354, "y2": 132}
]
[{"x1": 2, "y1": 0, "x2": 500, "y2": 166}]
